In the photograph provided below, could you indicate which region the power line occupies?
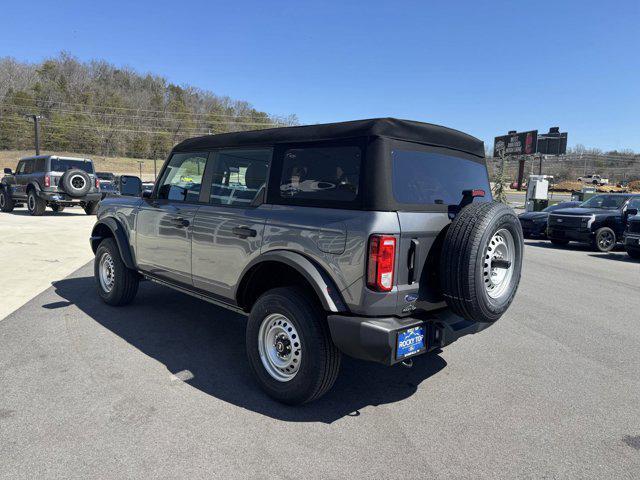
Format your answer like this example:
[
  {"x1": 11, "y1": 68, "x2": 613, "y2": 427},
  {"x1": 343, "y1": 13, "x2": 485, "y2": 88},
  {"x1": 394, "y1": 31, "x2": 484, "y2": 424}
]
[
  {"x1": 0, "y1": 104, "x2": 284, "y2": 126},
  {"x1": 0, "y1": 99, "x2": 288, "y2": 120}
]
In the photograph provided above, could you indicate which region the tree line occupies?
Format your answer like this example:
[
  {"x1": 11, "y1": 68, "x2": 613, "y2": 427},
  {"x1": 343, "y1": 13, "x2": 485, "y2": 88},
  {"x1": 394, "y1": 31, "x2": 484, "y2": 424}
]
[{"x1": 0, "y1": 53, "x2": 298, "y2": 159}]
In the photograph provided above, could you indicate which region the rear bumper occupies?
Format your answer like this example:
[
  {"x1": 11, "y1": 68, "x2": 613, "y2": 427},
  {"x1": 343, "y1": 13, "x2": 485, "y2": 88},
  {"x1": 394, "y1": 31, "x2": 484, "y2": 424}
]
[
  {"x1": 327, "y1": 309, "x2": 492, "y2": 366},
  {"x1": 520, "y1": 221, "x2": 546, "y2": 236},
  {"x1": 547, "y1": 228, "x2": 593, "y2": 243},
  {"x1": 37, "y1": 190, "x2": 101, "y2": 204},
  {"x1": 624, "y1": 233, "x2": 640, "y2": 248}
]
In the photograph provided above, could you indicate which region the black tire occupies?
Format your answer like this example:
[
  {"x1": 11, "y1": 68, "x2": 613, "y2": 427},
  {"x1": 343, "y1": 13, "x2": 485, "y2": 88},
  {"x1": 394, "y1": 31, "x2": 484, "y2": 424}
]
[
  {"x1": 27, "y1": 190, "x2": 46, "y2": 216},
  {"x1": 550, "y1": 238, "x2": 570, "y2": 246},
  {"x1": 51, "y1": 204, "x2": 65, "y2": 213},
  {"x1": 0, "y1": 188, "x2": 15, "y2": 212},
  {"x1": 626, "y1": 247, "x2": 640, "y2": 260},
  {"x1": 94, "y1": 238, "x2": 139, "y2": 306},
  {"x1": 593, "y1": 227, "x2": 616, "y2": 252},
  {"x1": 60, "y1": 169, "x2": 91, "y2": 197},
  {"x1": 246, "y1": 287, "x2": 341, "y2": 405},
  {"x1": 83, "y1": 201, "x2": 98, "y2": 215},
  {"x1": 440, "y1": 202, "x2": 524, "y2": 324}
]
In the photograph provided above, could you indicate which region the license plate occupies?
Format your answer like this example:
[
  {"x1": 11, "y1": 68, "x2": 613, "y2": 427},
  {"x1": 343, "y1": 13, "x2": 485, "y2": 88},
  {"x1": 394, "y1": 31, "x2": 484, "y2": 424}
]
[{"x1": 396, "y1": 326, "x2": 426, "y2": 359}]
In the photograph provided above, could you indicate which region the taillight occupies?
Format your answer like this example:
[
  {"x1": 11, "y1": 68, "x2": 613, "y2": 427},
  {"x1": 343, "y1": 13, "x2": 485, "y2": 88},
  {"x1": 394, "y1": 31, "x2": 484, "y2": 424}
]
[
  {"x1": 44, "y1": 174, "x2": 50, "y2": 188},
  {"x1": 95, "y1": 177, "x2": 100, "y2": 189},
  {"x1": 367, "y1": 235, "x2": 396, "y2": 292}
]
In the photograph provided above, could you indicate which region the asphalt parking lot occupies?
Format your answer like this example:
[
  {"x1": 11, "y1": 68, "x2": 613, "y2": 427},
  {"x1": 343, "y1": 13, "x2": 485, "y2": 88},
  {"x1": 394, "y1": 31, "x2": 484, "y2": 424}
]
[{"x1": 1, "y1": 216, "x2": 639, "y2": 479}]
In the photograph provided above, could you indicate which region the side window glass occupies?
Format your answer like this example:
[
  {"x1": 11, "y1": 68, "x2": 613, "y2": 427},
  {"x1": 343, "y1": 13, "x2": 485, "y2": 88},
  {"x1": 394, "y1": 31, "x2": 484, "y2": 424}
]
[
  {"x1": 23, "y1": 160, "x2": 34, "y2": 174},
  {"x1": 279, "y1": 146, "x2": 361, "y2": 203},
  {"x1": 628, "y1": 198, "x2": 640, "y2": 210},
  {"x1": 16, "y1": 161, "x2": 25, "y2": 174},
  {"x1": 156, "y1": 152, "x2": 208, "y2": 202},
  {"x1": 208, "y1": 149, "x2": 271, "y2": 206},
  {"x1": 34, "y1": 159, "x2": 46, "y2": 172}
]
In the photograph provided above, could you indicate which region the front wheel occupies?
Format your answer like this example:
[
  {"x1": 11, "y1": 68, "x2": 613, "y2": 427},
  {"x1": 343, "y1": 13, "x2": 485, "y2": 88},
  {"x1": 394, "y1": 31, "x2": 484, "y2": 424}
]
[
  {"x1": 0, "y1": 189, "x2": 15, "y2": 212},
  {"x1": 94, "y1": 238, "x2": 139, "y2": 305},
  {"x1": 246, "y1": 287, "x2": 341, "y2": 405},
  {"x1": 593, "y1": 227, "x2": 615, "y2": 252}
]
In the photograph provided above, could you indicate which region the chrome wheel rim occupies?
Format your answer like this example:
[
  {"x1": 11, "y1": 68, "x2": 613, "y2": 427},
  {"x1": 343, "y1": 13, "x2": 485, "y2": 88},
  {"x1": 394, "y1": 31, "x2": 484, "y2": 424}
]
[
  {"x1": 99, "y1": 252, "x2": 116, "y2": 293},
  {"x1": 258, "y1": 313, "x2": 301, "y2": 382},
  {"x1": 483, "y1": 228, "x2": 515, "y2": 300},
  {"x1": 598, "y1": 231, "x2": 614, "y2": 250},
  {"x1": 70, "y1": 174, "x2": 86, "y2": 190},
  {"x1": 28, "y1": 194, "x2": 35, "y2": 211}
]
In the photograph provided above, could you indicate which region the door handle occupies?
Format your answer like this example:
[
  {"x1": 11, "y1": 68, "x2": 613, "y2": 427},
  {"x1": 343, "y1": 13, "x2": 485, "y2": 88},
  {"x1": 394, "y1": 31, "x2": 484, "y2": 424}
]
[
  {"x1": 172, "y1": 217, "x2": 190, "y2": 228},
  {"x1": 232, "y1": 226, "x2": 257, "y2": 238}
]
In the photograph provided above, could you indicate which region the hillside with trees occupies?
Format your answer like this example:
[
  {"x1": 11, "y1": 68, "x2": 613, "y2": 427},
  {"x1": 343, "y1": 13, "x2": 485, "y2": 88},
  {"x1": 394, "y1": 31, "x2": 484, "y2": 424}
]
[{"x1": 0, "y1": 53, "x2": 297, "y2": 161}]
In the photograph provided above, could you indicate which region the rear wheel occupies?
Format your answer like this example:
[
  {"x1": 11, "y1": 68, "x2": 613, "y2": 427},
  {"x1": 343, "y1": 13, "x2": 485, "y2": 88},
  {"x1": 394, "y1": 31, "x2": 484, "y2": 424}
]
[
  {"x1": 94, "y1": 238, "x2": 139, "y2": 306},
  {"x1": 27, "y1": 190, "x2": 46, "y2": 216},
  {"x1": 246, "y1": 287, "x2": 341, "y2": 405},
  {"x1": 626, "y1": 247, "x2": 640, "y2": 259},
  {"x1": 440, "y1": 202, "x2": 524, "y2": 324},
  {"x1": 593, "y1": 227, "x2": 615, "y2": 252},
  {"x1": 0, "y1": 189, "x2": 15, "y2": 212}
]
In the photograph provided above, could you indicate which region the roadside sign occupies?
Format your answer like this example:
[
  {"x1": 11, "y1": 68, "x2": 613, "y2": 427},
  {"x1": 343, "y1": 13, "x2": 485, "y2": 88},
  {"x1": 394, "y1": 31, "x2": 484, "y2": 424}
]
[{"x1": 493, "y1": 130, "x2": 538, "y2": 157}]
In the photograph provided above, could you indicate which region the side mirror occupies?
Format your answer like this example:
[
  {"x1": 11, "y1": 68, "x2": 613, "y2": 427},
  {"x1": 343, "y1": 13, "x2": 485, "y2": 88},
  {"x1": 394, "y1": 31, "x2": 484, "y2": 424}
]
[
  {"x1": 118, "y1": 175, "x2": 142, "y2": 197},
  {"x1": 4, "y1": 168, "x2": 12, "y2": 174},
  {"x1": 627, "y1": 208, "x2": 638, "y2": 217}
]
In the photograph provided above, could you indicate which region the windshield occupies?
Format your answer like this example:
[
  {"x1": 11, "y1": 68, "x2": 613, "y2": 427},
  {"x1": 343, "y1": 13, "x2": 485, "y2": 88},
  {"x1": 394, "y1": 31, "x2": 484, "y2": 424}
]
[
  {"x1": 579, "y1": 194, "x2": 629, "y2": 210},
  {"x1": 50, "y1": 159, "x2": 94, "y2": 173},
  {"x1": 391, "y1": 149, "x2": 491, "y2": 206}
]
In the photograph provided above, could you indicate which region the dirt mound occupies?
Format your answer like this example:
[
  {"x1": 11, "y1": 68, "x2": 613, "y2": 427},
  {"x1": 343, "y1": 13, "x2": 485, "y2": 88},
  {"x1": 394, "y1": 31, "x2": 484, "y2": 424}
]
[{"x1": 551, "y1": 181, "x2": 628, "y2": 193}]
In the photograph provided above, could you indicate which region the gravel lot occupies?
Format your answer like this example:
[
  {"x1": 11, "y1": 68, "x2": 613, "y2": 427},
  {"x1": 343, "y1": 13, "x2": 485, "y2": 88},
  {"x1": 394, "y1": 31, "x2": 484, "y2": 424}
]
[{"x1": 1, "y1": 215, "x2": 639, "y2": 479}]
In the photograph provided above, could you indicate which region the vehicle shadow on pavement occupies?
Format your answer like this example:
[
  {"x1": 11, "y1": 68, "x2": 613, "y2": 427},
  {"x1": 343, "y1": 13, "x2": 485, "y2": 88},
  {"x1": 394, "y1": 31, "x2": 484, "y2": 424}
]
[
  {"x1": 524, "y1": 239, "x2": 626, "y2": 252},
  {"x1": 52, "y1": 275, "x2": 447, "y2": 423},
  {"x1": 587, "y1": 253, "x2": 638, "y2": 263},
  {"x1": 7, "y1": 209, "x2": 84, "y2": 217}
]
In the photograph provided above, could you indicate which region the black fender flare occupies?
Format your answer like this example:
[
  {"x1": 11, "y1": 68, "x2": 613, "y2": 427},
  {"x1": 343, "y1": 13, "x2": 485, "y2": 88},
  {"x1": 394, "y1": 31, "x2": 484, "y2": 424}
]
[
  {"x1": 235, "y1": 250, "x2": 347, "y2": 313},
  {"x1": 27, "y1": 181, "x2": 42, "y2": 193},
  {"x1": 90, "y1": 217, "x2": 136, "y2": 270}
]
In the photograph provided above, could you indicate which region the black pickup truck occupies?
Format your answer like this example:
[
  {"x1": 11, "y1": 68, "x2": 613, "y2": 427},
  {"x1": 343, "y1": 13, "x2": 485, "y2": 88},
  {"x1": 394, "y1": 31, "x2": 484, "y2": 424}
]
[{"x1": 547, "y1": 194, "x2": 640, "y2": 252}]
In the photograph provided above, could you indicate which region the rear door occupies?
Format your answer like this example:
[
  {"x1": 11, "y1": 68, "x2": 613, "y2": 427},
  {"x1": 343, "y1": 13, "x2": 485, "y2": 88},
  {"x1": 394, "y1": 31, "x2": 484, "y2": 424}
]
[
  {"x1": 191, "y1": 148, "x2": 272, "y2": 300},
  {"x1": 136, "y1": 152, "x2": 208, "y2": 286}
]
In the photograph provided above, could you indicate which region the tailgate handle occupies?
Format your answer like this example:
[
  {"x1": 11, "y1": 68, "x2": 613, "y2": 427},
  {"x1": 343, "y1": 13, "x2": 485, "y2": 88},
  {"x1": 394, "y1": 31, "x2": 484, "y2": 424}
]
[{"x1": 408, "y1": 239, "x2": 419, "y2": 285}]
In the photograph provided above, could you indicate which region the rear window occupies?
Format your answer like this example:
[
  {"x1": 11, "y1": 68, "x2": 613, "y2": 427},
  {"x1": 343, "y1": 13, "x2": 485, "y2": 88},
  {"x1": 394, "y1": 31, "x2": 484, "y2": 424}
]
[
  {"x1": 279, "y1": 146, "x2": 361, "y2": 203},
  {"x1": 391, "y1": 150, "x2": 491, "y2": 206},
  {"x1": 50, "y1": 159, "x2": 94, "y2": 173}
]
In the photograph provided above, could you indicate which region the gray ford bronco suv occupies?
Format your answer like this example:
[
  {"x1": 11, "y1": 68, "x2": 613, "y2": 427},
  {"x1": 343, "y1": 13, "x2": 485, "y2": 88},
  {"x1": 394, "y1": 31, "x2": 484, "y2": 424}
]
[
  {"x1": 90, "y1": 118, "x2": 524, "y2": 404},
  {"x1": 1, "y1": 155, "x2": 101, "y2": 215}
]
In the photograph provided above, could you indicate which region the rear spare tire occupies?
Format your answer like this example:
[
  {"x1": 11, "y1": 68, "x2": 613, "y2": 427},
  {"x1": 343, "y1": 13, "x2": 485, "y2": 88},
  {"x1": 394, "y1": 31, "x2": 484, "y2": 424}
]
[
  {"x1": 60, "y1": 169, "x2": 91, "y2": 197},
  {"x1": 440, "y1": 202, "x2": 524, "y2": 323}
]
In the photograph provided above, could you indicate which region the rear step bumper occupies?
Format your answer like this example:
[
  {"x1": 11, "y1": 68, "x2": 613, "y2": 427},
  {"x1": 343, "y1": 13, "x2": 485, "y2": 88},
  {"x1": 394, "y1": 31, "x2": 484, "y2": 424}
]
[{"x1": 327, "y1": 309, "x2": 492, "y2": 366}]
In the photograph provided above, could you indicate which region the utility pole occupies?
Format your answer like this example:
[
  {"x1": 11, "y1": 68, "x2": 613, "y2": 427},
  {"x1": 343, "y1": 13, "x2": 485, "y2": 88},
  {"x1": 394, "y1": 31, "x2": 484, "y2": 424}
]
[
  {"x1": 153, "y1": 158, "x2": 157, "y2": 180},
  {"x1": 26, "y1": 115, "x2": 43, "y2": 155},
  {"x1": 137, "y1": 161, "x2": 144, "y2": 179}
]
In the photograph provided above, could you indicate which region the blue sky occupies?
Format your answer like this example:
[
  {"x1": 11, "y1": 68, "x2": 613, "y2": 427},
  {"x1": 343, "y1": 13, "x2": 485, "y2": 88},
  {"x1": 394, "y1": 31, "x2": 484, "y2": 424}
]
[{"x1": 1, "y1": 0, "x2": 638, "y2": 151}]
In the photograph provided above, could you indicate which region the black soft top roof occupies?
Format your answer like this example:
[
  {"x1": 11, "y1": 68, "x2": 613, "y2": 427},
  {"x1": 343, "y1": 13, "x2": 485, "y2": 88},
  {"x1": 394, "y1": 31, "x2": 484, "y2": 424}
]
[{"x1": 173, "y1": 117, "x2": 485, "y2": 157}]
